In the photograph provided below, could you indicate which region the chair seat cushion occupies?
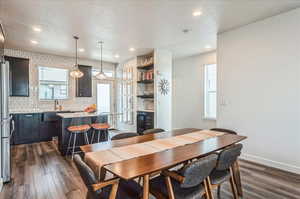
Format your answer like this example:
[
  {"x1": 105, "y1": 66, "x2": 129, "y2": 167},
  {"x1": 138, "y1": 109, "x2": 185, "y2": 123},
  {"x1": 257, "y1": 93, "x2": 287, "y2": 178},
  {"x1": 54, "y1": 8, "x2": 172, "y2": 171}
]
[
  {"x1": 89, "y1": 179, "x2": 142, "y2": 199},
  {"x1": 91, "y1": 123, "x2": 110, "y2": 130},
  {"x1": 209, "y1": 169, "x2": 230, "y2": 185},
  {"x1": 150, "y1": 175, "x2": 204, "y2": 199},
  {"x1": 68, "y1": 125, "x2": 90, "y2": 132}
]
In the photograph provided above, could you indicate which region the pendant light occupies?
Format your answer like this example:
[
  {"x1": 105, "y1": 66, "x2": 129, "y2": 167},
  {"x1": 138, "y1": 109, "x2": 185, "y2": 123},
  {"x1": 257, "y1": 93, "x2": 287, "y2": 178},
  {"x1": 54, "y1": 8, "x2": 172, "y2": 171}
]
[
  {"x1": 96, "y1": 41, "x2": 107, "y2": 80},
  {"x1": 70, "y1": 36, "x2": 84, "y2": 78}
]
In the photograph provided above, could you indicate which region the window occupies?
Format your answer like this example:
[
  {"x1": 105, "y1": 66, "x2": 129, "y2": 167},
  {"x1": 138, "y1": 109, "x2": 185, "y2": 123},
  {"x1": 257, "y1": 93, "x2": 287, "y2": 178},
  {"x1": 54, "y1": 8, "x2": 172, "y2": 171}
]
[
  {"x1": 204, "y1": 64, "x2": 217, "y2": 119},
  {"x1": 117, "y1": 63, "x2": 134, "y2": 124},
  {"x1": 38, "y1": 67, "x2": 69, "y2": 100}
]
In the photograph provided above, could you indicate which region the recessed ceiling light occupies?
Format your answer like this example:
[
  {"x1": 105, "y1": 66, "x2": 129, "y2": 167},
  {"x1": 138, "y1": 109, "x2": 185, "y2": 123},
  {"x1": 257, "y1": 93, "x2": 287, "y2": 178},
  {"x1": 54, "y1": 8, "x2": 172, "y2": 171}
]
[
  {"x1": 129, "y1": 47, "x2": 135, "y2": 52},
  {"x1": 205, "y1": 45, "x2": 212, "y2": 49},
  {"x1": 114, "y1": 54, "x2": 120, "y2": 58},
  {"x1": 193, "y1": 11, "x2": 202, "y2": 16},
  {"x1": 31, "y1": 40, "x2": 38, "y2": 44},
  {"x1": 33, "y1": 27, "x2": 42, "y2": 32},
  {"x1": 78, "y1": 48, "x2": 85, "y2": 52}
]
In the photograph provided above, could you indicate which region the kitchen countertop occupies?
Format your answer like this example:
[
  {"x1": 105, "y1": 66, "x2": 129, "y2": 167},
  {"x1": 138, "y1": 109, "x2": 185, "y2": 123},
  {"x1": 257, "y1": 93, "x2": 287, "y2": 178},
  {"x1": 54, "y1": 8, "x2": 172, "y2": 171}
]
[
  {"x1": 57, "y1": 111, "x2": 102, "y2": 119},
  {"x1": 10, "y1": 109, "x2": 82, "y2": 114}
]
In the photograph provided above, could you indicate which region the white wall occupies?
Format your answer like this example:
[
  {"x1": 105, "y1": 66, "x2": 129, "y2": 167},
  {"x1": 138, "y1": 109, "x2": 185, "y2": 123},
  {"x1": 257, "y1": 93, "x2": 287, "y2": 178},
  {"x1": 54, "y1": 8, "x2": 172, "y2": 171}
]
[
  {"x1": 217, "y1": 8, "x2": 300, "y2": 174},
  {"x1": 155, "y1": 49, "x2": 173, "y2": 130},
  {"x1": 172, "y1": 51, "x2": 217, "y2": 130}
]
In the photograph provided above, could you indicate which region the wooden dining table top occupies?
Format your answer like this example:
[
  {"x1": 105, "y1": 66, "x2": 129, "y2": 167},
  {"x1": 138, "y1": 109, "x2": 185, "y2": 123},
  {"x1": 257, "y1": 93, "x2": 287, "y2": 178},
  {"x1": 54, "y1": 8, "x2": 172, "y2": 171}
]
[{"x1": 80, "y1": 128, "x2": 247, "y2": 180}]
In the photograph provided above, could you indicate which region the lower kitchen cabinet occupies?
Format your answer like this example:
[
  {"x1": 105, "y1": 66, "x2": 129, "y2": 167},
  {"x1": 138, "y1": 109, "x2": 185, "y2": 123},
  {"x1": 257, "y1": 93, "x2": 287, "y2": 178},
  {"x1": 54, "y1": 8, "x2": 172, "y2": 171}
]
[
  {"x1": 12, "y1": 113, "x2": 40, "y2": 145},
  {"x1": 11, "y1": 112, "x2": 59, "y2": 145}
]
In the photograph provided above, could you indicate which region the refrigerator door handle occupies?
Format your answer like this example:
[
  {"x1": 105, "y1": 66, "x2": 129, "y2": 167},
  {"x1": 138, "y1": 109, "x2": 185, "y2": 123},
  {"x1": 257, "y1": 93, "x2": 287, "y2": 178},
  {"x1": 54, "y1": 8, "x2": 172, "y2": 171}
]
[{"x1": 10, "y1": 119, "x2": 15, "y2": 137}]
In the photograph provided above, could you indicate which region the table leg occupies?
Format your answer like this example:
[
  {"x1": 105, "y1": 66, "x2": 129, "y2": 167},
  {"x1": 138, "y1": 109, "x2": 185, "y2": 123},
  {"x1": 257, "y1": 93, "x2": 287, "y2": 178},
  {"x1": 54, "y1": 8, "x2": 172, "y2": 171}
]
[
  {"x1": 232, "y1": 161, "x2": 243, "y2": 197},
  {"x1": 143, "y1": 174, "x2": 150, "y2": 199},
  {"x1": 100, "y1": 167, "x2": 107, "y2": 181}
]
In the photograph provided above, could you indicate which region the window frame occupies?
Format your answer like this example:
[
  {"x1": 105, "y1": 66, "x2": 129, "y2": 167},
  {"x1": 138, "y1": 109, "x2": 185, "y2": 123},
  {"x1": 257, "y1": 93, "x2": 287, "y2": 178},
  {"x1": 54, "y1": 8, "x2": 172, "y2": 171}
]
[
  {"x1": 204, "y1": 63, "x2": 217, "y2": 120},
  {"x1": 38, "y1": 66, "x2": 69, "y2": 101}
]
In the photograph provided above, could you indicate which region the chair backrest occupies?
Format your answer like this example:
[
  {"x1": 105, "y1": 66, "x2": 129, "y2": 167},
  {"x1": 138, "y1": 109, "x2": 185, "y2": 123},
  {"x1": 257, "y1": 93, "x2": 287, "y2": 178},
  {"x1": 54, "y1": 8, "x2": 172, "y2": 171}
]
[
  {"x1": 70, "y1": 117, "x2": 91, "y2": 126},
  {"x1": 215, "y1": 144, "x2": 243, "y2": 171},
  {"x1": 111, "y1": 132, "x2": 139, "y2": 140},
  {"x1": 210, "y1": 128, "x2": 237, "y2": 135},
  {"x1": 73, "y1": 154, "x2": 98, "y2": 191},
  {"x1": 142, "y1": 128, "x2": 165, "y2": 135},
  {"x1": 179, "y1": 154, "x2": 218, "y2": 188}
]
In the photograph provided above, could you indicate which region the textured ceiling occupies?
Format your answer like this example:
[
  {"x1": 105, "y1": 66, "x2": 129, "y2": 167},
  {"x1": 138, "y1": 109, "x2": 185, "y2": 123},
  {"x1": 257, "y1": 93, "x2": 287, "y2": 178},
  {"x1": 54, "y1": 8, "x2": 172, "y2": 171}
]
[{"x1": 1, "y1": 0, "x2": 300, "y2": 63}]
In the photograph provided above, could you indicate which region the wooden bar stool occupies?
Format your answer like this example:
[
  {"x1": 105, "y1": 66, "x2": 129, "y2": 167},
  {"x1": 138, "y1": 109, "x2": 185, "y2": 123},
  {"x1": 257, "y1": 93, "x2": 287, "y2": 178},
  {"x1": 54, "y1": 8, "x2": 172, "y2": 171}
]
[
  {"x1": 91, "y1": 123, "x2": 110, "y2": 143},
  {"x1": 90, "y1": 115, "x2": 110, "y2": 143},
  {"x1": 66, "y1": 117, "x2": 91, "y2": 159}
]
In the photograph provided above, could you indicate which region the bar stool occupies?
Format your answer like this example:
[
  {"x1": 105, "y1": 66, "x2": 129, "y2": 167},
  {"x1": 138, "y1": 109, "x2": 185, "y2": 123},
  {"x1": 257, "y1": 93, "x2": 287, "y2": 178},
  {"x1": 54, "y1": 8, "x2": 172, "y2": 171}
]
[
  {"x1": 66, "y1": 117, "x2": 91, "y2": 159},
  {"x1": 90, "y1": 115, "x2": 110, "y2": 143}
]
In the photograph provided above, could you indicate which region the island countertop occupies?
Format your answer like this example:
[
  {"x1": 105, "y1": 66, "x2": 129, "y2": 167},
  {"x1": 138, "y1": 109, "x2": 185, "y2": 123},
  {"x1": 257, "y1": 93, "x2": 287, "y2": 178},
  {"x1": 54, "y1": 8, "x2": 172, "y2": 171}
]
[{"x1": 57, "y1": 111, "x2": 102, "y2": 118}]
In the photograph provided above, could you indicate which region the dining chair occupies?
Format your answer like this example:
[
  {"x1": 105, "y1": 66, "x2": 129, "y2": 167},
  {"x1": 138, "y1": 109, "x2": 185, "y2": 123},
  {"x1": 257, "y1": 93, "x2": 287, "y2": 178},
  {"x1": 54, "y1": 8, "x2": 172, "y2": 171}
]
[
  {"x1": 142, "y1": 128, "x2": 165, "y2": 135},
  {"x1": 149, "y1": 154, "x2": 218, "y2": 199},
  {"x1": 67, "y1": 117, "x2": 91, "y2": 159},
  {"x1": 73, "y1": 154, "x2": 143, "y2": 199},
  {"x1": 210, "y1": 128, "x2": 237, "y2": 135},
  {"x1": 209, "y1": 144, "x2": 243, "y2": 199},
  {"x1": 111, "y1": 132, "x2": 139, "y2": 140}
]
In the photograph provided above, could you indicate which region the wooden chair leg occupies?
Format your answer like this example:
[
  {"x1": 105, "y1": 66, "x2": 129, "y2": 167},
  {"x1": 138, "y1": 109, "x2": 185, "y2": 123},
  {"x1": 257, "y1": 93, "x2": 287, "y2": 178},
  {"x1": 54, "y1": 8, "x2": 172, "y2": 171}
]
[
  {"x1": 217, "y1": 185, "x2": 221, "y2": 199},
  {"x1": 204, "y1": 178, "x2": 214, "y2": 199},
  {"x1": 229, "y1": 167, "x2": 238, "y2": 199},
  {"x1": 232, "y1": 161, "x2": 243, "y2": 197},
  {"x1": 109, "y1": 181, "x2": 119, "y2": 199},
  {"x1": 164, "y1": 176, "x2": 175, "y2": 199},
  {"x1": 206, "y1": 177, "x2": 214, "y2": 199}
]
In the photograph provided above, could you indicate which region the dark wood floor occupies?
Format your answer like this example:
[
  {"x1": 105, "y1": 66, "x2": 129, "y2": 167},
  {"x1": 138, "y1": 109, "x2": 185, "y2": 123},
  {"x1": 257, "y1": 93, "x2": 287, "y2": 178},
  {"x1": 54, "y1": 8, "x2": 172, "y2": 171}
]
[{"x1": 1, "y1": 141, "x2": 300, "y2": 199}]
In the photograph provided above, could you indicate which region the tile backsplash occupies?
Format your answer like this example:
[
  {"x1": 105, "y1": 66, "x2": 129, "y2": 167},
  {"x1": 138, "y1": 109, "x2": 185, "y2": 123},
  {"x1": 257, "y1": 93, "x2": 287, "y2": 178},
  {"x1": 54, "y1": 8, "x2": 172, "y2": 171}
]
[{"x1": 5, "y1": 49, "x2": 116, "y2": 112}]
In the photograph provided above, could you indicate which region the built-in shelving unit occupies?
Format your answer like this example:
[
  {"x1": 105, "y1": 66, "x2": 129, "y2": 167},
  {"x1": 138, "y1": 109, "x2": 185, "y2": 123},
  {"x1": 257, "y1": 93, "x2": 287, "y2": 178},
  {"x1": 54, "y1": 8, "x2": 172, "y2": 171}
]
[{"x1": 136, "y1": 52, "x2": 155, "y2": 113}]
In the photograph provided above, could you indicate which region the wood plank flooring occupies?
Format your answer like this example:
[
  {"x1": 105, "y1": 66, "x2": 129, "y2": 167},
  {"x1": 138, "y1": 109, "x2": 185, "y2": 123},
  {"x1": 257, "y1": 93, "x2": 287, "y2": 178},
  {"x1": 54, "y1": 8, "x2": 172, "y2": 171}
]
[{"x1": 1, "y1": 141, "x2": 300, "y2": 199}]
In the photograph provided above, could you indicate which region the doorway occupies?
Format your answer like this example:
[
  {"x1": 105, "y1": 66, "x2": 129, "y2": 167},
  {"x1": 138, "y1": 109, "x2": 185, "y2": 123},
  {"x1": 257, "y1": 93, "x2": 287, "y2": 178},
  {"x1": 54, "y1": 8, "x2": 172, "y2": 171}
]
[{"x1": 97, "y1": 81, "x2": 115, "y2": 127}]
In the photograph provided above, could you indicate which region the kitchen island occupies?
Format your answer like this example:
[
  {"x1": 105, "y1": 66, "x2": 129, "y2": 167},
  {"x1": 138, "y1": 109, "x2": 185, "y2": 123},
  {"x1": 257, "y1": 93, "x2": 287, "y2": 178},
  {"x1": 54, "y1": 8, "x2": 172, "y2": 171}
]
[{"x1": 57, "y1": 112, "x2": 108, "y2": 156}]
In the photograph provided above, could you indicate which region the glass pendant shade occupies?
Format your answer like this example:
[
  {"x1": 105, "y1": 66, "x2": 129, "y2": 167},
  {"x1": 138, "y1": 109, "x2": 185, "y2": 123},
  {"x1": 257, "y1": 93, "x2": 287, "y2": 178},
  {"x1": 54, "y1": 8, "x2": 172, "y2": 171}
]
[
  {"x1": 96, "y1": 41, "x2": 107, "y2": 80},
  {"x1": 70, "y1": 67, "x2": 84, "y2": 78},
  {"x1": 70, "y1": 36, "x2": 84, "y2": 78},
  {"x1": 96, "y1": 71, "x2": 107, "y2": 79}
]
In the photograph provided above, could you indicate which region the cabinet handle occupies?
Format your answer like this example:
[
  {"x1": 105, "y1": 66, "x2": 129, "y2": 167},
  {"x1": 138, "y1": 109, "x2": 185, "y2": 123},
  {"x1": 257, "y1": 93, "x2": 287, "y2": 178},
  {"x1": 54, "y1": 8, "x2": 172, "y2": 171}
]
[{"x1": 25, "y1": 115, "x2": 33, "y2": 117}]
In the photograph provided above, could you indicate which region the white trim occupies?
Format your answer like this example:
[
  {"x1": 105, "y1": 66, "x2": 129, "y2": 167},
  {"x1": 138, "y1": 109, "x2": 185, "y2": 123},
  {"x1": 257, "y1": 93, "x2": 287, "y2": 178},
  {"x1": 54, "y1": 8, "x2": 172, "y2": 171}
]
[
  {"x1": 241, "y1": 153, "x2": 300, "y2": 175},
  {"x1": 0, "y1": 178, "x2": 3, "y2": 192}
]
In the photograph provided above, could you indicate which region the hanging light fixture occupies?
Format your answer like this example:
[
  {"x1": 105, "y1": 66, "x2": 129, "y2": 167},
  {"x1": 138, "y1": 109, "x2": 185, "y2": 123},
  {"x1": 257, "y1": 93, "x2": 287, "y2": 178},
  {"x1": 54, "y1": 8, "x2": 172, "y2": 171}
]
[
  {"x1": 70, "y1": 36, "x2": 84, "y2": 78},
  {"x1": 96, "y1": 41, "x2": 107, "y2": 80}
]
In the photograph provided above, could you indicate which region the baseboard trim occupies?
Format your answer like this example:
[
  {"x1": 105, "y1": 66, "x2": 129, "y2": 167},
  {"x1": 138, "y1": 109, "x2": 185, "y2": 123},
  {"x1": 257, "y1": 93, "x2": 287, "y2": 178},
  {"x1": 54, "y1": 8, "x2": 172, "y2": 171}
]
[{"x1": 241, "y1": 154, "x2": 300, "y2": 175}]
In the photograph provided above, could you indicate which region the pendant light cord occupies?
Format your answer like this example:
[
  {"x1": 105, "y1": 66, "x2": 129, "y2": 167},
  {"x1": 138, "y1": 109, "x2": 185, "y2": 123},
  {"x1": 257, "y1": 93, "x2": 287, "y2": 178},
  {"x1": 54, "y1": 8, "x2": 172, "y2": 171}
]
[
  {"x1": 100, "y1": 41, "x2": 103, "y2": 73},
  {"x1": 74, "y1": 36, "x2": 79, "y2": 68}
]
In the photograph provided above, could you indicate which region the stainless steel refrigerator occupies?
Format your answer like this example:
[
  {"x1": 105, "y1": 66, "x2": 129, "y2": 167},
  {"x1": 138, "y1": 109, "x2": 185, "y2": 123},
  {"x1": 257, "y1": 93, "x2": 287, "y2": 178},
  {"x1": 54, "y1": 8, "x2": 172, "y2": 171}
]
[
  {"x1": 0, "y1": 60, "x2": 12, "y2": 183},
  {"x1": 0, "y1": 22, "x2": 13, "y2": 183}
]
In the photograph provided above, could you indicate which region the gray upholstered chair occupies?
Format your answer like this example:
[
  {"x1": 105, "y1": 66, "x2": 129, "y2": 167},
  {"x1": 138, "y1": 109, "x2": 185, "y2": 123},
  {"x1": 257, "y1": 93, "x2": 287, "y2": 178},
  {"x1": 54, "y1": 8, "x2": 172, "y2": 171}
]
[
  {"x1": 210, "y1": 144, "x2": 243, "y2": 199},
  {"x1": 210, "y1": 128, "x2": 237, "y2": 135},
  {"x1": 142, "y1": 128, "x2": 165, "y2": 135},
  {"x1": 73, "y1": 154, "x2": 142, "y2": 199},
  {"x1": 111, "y1": 132, "x2": 139, "y2": 140},
  {"x1": 150, "y1": 154, "x2": 218, "y2": 199}
]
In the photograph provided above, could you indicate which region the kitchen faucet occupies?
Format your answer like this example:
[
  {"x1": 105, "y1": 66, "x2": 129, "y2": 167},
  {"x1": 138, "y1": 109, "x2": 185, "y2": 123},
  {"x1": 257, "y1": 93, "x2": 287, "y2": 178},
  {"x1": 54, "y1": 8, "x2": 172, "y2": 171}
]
[{"x1": 54, "y1": 100, "x2": 59, "y2": 110}]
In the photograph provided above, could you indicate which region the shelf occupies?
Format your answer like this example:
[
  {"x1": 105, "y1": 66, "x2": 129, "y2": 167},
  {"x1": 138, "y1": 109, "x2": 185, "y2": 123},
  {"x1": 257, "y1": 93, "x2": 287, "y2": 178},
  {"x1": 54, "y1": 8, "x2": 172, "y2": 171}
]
[
  {"x1": 137, "y1": 80, "x2": 154, "y2": 84},
  {"x1": 137, "y1": 94, "x2": 154, "y2": 99},
  {"x1": 137, "y1": 64, "x2": 154, "y2": 70}
]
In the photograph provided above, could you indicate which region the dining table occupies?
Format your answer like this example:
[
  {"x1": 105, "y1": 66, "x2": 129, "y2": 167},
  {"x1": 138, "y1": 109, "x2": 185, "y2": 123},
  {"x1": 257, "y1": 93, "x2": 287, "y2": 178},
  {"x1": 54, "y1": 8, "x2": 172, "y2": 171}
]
[{"x1": 80, "y1": 128, "x2": 247, "y2": 199}]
